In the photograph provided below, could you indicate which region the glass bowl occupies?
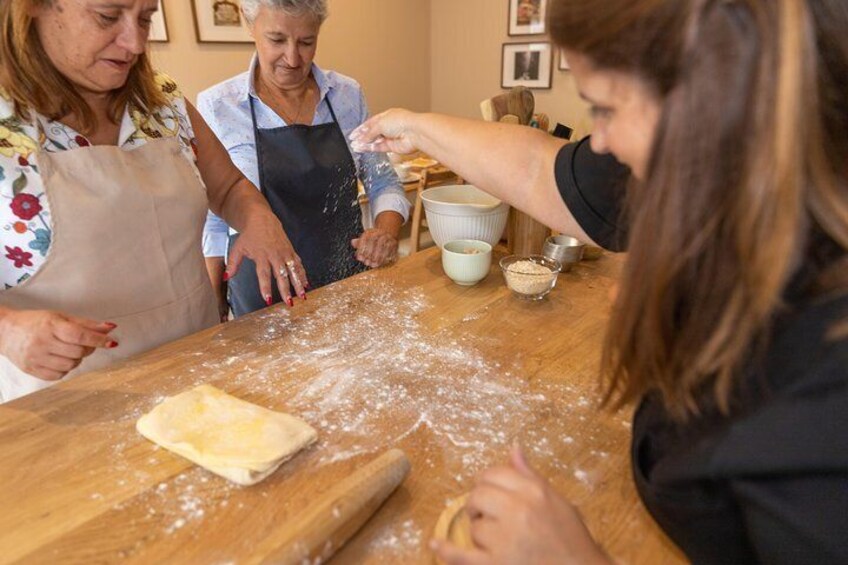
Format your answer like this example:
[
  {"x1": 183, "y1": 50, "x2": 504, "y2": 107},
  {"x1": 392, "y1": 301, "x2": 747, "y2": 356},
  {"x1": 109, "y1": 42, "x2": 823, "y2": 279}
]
[{"x1": 499, "y1": 255, "x2": 561, "y2": 300}]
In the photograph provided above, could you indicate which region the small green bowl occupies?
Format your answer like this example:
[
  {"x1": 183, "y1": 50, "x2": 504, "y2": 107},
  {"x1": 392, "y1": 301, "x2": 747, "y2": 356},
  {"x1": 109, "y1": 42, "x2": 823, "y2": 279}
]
[{"x1": 441, "y1": 240, "x2": 493, "y2": 286}]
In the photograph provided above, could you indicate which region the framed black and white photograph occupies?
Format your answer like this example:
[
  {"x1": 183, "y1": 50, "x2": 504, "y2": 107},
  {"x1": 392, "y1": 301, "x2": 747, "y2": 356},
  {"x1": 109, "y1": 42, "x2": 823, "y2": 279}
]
[
  {"x1": 149, "y1": 1, "x2": 169, "y2": 43},
  {"x1": 191, "y1": 0, "x2": 253, "y2": 43},
  {"x1": 558, "y1": 48, "x2": 570, "y2": 71},
  {"x1": 508, "y1": 0, "x2": 547, "y2": 36},
  {"x1": 502, "y1": 43, "x2": 553, "y2": 89}
]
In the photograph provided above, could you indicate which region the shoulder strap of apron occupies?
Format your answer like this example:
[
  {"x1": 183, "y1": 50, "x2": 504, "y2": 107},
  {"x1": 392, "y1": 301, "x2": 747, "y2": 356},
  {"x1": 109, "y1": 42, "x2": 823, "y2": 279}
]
[
  {"x1": 324, "y1": 95, "x2": 341, "y2": 125},
  {"x1": 248, "y1": 95, "x2": 268, "y2": 197}
]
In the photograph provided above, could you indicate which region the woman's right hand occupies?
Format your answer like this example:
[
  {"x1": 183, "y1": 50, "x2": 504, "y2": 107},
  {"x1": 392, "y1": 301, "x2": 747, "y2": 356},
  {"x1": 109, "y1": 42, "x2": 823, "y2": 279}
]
[
  {"x1": 349, "y1": 109, "x2": 421, "y2": 154},
  {"x1": 0, "y1": 309, "x2": 117, "y2": 381},
  {"x1": 432, "y1": 444, "x2": 612, "y2": 565},
  {"x1": 226, "y1": 211, "x2": 308, "y2": 307}
]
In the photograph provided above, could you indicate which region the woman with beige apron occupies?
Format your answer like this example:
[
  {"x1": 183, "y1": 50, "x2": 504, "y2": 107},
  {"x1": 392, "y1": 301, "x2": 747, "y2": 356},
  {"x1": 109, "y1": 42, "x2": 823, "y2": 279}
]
[
  {"x1": 0, "y1": 123, "x2": 220, "y2": 402},
  {"x1": 0, "y1": 0, "x2": 307, "y2": 403}
]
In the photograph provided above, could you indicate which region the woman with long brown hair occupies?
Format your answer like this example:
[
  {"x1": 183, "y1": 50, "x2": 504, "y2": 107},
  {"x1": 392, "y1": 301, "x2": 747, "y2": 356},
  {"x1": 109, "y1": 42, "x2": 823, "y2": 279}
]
[
  {"x1": 0, "y1": 0, "x2": 308, "y2": 402},
  {"x1": 351, "y1": 0, "x2": 848, "y2": 561}
]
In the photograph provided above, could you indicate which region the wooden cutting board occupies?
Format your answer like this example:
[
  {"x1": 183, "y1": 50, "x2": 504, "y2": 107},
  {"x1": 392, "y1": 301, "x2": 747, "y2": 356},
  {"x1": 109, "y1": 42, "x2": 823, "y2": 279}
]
[
  {"x1": 480, "y1": 87, "x2": 552, "y2": 255},
  {"x1": 0, "y1": 249, "x2": 684, "y2": 564},
  {"x1": 480, "y1": 87, "x2": 535, "y2": 126}
]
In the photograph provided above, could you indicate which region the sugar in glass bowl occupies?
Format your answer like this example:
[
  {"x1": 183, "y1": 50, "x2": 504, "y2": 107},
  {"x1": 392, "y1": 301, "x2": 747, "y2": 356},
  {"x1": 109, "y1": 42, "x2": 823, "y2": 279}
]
[{"x1": 499, "y1": 255, "x2": 561, "y2": 300}]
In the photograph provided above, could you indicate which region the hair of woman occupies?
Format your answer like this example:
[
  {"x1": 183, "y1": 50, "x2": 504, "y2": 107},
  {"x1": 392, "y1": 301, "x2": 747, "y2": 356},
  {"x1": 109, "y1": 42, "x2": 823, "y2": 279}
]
[
  {"x1": 240, "y1": 0, "x2": 329, "y2": 26},
  {"x1": 0, "y1": 0, "x2": 168, "y2": 134},
  {"x1": 549, "y1": 0, "x2": 848, "y2": 418}
]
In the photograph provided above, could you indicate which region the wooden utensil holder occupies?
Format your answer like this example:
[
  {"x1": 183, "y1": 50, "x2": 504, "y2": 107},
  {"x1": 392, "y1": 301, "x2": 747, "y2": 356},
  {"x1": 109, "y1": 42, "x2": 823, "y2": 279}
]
[{"x1": 508, "y1": 209, "x2": 551, "y2": 256}]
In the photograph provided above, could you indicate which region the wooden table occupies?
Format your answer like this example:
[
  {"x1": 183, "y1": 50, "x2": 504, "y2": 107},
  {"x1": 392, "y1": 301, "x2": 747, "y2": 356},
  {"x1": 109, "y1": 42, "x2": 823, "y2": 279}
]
[{"x1": 0, "y1": 248, "x2": 685, "y2": 564}]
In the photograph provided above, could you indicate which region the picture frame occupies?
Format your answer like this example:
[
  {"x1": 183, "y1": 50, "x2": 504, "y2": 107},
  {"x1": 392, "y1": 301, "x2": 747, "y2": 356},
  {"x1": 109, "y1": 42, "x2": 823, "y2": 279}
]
[
  {"x1": 558, "y1": 48, "x2": 570, "y2": 71},
  {"x1": 191, "y1": 0, "x2": 253, "y2": 44},
  {"x1": 502, "y1": 43, "x2": 553, "y2": 90},
  {"x1": 507, "y1": 0, "x2": 547, "y2": 36},
  {"x1": 149, "y1": 1, "x2": 169, "y2": 43}
]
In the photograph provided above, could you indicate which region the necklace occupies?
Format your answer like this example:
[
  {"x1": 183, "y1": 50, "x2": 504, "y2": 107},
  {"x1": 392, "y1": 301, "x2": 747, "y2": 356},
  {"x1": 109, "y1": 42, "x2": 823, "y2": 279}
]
[{"x1": 268, "y1": 82, "x2": 313, "y2": 125}]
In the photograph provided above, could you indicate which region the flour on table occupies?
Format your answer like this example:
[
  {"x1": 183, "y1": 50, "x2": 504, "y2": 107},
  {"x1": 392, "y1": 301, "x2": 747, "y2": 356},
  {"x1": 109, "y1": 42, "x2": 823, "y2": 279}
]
[{"x1": 92, "y1": 273, "x2": 614, "y2": 557}]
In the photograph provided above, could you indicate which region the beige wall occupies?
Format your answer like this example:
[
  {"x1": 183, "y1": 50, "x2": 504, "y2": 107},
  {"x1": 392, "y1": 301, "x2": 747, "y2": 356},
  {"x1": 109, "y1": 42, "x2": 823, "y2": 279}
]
[
  {"x1": 429, "y1": 0, "x2": 591, "y2": 137},
  {"x1": 149, "y1": 1, "x2": 589, "y2": 135},
  {"x1": 149, "y1": 0, "x2": 431, "y2": 113}
]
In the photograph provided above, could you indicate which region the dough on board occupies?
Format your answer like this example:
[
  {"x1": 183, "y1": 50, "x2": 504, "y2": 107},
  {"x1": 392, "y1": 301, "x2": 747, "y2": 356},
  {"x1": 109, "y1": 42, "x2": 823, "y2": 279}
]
[
  {"x1": 433, "y1": 493, "x2": 475, "y2": 564},
  {"x1": 136, "y1": 384, "x2": 317, "y2": 486}
]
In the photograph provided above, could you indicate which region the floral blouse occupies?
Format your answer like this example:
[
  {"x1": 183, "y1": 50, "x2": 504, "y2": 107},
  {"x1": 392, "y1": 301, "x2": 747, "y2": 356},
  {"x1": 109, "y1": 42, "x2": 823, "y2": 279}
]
[{"x1": 0, "y1": 73, "x2": 197, "y2": 289}]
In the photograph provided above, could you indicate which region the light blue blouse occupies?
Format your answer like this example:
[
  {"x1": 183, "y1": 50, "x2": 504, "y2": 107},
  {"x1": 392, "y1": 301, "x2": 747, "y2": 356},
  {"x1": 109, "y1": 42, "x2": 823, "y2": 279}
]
[{"x1": 197, "y1": 56, "x2": 410, "y2": 257}]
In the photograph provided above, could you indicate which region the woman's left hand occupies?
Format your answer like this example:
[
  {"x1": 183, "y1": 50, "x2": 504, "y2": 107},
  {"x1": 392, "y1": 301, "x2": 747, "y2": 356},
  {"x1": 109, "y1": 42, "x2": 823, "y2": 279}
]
[
  {"x1": 352, "y1": 227, "x2": 398, "y2": 268},
  {"x1": 432, "y1": 444, "x2": 612, "y2": 565}
]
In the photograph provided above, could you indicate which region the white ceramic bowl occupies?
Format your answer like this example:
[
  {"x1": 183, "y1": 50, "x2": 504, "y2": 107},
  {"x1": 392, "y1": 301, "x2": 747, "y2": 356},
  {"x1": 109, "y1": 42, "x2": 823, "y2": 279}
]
[
  {"x1": 421, "y1": 185, "x2": 510, "y2": 248},
  {"x1": 442, "y1": 240, "x2": 493, "y2": 286}
]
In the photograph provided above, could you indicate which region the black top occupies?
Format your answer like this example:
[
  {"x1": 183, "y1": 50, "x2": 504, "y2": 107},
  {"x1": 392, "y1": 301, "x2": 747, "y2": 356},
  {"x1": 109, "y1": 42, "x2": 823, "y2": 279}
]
[
  {"x1": 554, "y1": 138, "x2": 848, "y2": 563},
  {"x1": 553, "y1": 137, "x2": 631, "y2": 251}
]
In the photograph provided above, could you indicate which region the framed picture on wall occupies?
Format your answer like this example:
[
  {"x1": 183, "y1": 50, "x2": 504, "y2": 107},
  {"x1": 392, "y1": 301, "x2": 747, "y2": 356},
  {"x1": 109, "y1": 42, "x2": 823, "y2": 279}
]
[
  {"x1": 149, "y1": 1, "x2": 169, "y2": 42},
  {"x1": 191, "y1": 0, "x2": 253, "y2": 43},
  {"x1": 502, "y1": 43, "x2": 553, "y2": 89},
  {"x1": 508, "y1": 0, "x2": 547, "y2": 36},
  {"x1": 558, "y1": 48, "x2": 570, "y2": 71}
]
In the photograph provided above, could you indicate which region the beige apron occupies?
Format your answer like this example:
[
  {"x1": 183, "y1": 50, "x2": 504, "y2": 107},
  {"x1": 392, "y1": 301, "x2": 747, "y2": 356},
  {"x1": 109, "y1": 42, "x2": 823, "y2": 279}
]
[{"x1": 0, "y1": 134, "x2": 219, "y2": 402}]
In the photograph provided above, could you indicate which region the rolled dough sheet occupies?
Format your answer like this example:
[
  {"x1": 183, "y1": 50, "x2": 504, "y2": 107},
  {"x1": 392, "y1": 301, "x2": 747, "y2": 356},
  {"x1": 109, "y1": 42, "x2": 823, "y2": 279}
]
[{"x1": 136, "y1": 384, "x2": 317, "y2": 486}]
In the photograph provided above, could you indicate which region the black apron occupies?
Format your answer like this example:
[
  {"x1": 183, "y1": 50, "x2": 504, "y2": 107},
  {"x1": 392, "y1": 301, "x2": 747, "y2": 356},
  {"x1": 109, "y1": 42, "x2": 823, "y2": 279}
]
[{"x1": 228, "y1": 93, "x2": 365, "y2": 317}]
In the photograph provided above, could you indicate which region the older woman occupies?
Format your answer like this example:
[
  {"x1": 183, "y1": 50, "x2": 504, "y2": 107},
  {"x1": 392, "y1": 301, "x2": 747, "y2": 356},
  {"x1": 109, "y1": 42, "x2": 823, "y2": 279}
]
[
  {"x1": 352, "y1": 0, "x2": 848, "y2": 562},
  {"x1": 0, "y1": 0, "x2": 304, "y2": 402},
  {"x1": 198, "y1": 0, "x2": 410, "y2": 319}
]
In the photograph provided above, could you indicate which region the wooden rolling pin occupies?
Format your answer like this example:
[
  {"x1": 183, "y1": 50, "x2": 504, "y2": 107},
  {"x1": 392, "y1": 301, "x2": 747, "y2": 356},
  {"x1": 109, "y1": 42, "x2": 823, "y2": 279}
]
[{"x1": 260, "y1": 449, "x2": 411, "y2": 565}]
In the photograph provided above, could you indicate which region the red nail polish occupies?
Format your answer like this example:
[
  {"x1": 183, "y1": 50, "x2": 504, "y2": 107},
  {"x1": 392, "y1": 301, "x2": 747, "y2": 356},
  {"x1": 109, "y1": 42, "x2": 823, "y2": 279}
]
[
  {"x1": 222, "y1": 272, "x2": 230, "y2": 282},
  {"x1": 106, "y1": 341, "x2": 119, "y2": 349},
  {"x1": 265, "y1": 296, "x2": 273, "y2": 306},
  {"x1": 287, "y1": 297, "x2": 294, "y2": 307},
  {"x1": 300, "y1": 293, "x2": 307, "y2": 301}
]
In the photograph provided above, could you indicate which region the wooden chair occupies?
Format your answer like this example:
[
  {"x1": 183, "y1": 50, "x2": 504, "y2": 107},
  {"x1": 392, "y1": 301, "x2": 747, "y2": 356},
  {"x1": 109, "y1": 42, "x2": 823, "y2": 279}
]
[{"x1": 409, "y1": 168, "x2": 464, "y2": 254}]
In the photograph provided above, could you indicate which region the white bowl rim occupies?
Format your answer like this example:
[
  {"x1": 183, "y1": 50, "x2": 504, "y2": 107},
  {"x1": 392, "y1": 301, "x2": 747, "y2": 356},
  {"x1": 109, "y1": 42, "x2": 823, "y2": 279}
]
[
  {"x1": 421, "y1": 185, "x2": 503, "y2": 210},
  {"x1": 423, "y1": 205, "x2": 509, "y2": 219}
]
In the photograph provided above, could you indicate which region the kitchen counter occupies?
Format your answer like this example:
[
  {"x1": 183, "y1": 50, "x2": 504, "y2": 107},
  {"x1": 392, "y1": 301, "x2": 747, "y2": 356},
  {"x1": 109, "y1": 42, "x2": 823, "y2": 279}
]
[{"x1": 0, "y1": 247, "x2": 684, "y2": 564}]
